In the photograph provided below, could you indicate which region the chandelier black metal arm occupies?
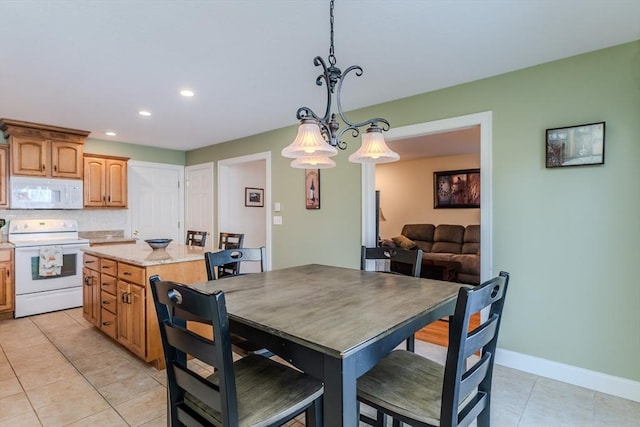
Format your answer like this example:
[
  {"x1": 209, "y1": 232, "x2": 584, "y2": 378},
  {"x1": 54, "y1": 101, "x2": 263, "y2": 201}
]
[{"x1": 295, "y1": 55, "x2": 390, "y2": 151}]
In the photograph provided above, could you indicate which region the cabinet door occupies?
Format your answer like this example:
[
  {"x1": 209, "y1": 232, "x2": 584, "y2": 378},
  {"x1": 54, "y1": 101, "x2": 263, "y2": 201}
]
[
  {"x1": 51, "y1": 141, "x2": 83, "y2": 179},
  {"x1": 106, "y1": 159, "x2": 127, "y2": 207},
  {"x1": 117, "y1": 280, "x2": 130, "y2": 346},
  {"x1": 128, "y1": 284, "x2": 146, "y2": 357},
  {"x1": 0, "y1": 260, "x2": 13, "y2": 313},
  {"x1": 11, "y1": 137, "x2": 47, "y2": 176},
  {"x1": 84, "y1": 156, "x2": 106, "y2": 206},
  {"x1": 82, "y1": 267, "x2": 100, "y2": 325},
  {"x1": 0, "y1": 145, "x2": 8, "y2": 207}
]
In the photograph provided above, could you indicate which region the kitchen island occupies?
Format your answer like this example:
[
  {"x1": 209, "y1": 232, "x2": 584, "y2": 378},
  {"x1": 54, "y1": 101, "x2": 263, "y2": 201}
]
[{"x1": 82, "y1": 242, "x2": 208, "y2": 367}]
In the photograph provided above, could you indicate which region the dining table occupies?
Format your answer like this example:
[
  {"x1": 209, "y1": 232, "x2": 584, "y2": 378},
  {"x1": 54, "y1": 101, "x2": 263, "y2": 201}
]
[{"x1": 189, "y1": 263, "x2": 466, "y2": 426}]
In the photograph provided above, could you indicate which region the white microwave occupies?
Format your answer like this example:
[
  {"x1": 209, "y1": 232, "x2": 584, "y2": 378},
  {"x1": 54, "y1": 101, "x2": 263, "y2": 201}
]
[{"x1": 10, "y1": 176, "x2": 84, "y2": 209}]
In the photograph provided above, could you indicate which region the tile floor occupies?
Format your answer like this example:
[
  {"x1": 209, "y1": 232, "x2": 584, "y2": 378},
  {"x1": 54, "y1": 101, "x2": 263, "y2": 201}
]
[{"x1": 0, "y1": 308, "x2": 638, "y2": 426}]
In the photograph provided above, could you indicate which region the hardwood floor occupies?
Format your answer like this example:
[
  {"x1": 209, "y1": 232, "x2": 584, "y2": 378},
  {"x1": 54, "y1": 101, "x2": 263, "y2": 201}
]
[{"x1": 416, "y1": 313, "x2": 480, "y2": 347}]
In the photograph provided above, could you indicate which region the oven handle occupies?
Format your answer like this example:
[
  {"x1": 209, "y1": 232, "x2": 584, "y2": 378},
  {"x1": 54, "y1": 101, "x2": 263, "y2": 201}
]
[{"x1": 14, "y1": 243, "x2": 90, "y2": 252}]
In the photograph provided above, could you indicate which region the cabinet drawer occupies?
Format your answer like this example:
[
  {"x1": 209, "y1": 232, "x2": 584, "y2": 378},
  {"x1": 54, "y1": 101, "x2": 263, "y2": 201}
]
[
  {"x1": 100, "y1": 274, "x2": 117, "y2": 295},
  {"x1": 100, "y1": 258, "x2": 117, "y2": 276},
  {"x1": 118, "y1": 262, "x2": 144, "y2": 284},
  {"x1": 101, "y1": 290, "x2": 117, "y2": 313},
  {"x1": 100, "y1": 308, "x2": 117, "y2": 339},
  {"x1": 83, "y1": 254, "x2": 100, "y2": 271},
  {"x1": 0, "y1": 249, "x2": 12, "y2": 263}
]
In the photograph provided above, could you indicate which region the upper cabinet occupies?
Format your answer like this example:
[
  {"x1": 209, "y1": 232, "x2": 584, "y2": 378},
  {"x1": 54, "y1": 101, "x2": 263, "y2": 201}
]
[
  {"x1": 84, "y1": 154, "x2": 129, "y2": 208},
  {"x1": 0, "y1": 118, "x2": 90, "y2": 179},
  {"x1": 0, "y1": 146, "x2": 7, "y2": 208}
]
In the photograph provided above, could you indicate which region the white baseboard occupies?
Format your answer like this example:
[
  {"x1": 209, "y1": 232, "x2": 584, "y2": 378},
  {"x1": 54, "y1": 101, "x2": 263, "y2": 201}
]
[{"x1": 495, "y1": 348, "x2": 640, "y2": 402}]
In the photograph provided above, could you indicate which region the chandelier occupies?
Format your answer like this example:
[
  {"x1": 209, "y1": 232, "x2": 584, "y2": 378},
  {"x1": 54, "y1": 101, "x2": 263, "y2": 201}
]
[{"x1": 281, "y1": 0, "x2": 399, "y2": 169}]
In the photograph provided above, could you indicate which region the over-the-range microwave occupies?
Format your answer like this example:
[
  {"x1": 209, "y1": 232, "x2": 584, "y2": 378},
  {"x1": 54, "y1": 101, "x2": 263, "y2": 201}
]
[{"x1": 10, "y1": 176, "x2": 83, "y2": 209}]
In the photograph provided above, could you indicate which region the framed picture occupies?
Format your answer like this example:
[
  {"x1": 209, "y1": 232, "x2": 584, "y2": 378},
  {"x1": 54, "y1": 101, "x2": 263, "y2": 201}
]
[
  {"x1": 546, "y1": 122, "x2": 605, "y2": 168},
  {"x1": 305, "y1": 169, "x2": 320, "y2": 209},
  {"x1": 244, "y1": 187, "x2": 264, "y2": 207},
  {"x1": 434, "y1": 168, "x2": 480, "y2": 209}
]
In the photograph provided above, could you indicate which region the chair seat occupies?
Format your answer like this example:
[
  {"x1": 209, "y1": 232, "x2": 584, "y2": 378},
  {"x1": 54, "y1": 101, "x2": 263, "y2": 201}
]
[
  {"x1": 231, "y1": 334, "x2": 274, "y2": 358},
  {"x1": 358, "y1": 350, "x2": 476, "y2": 426},
  {"x1": 186, "y1": 354, "x2": 323, "y2": 426}
]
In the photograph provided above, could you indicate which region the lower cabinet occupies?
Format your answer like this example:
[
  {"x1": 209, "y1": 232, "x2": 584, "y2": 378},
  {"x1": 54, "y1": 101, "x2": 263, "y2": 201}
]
[
  {"x1": 0, "y1": 248, "x2": 14, "y2": 318},
  {"x1": 117, "y1": 280, "x2": 146, "y2": 358},
  {"x1": 82, "y1": 267, "x2": 100, "y2": 326}
]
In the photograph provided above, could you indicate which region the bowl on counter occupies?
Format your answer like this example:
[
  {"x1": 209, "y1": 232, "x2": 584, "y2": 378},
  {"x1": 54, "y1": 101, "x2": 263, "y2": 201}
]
[{"x1": 144, "y1": 238, "x2": 172, "y2": 250}]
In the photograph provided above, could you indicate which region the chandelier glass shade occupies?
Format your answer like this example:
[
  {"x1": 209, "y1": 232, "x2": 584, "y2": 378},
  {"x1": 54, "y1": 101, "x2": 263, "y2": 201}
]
[{"x1": 281, "y1": 0, "x2": 399, "y2": 169}]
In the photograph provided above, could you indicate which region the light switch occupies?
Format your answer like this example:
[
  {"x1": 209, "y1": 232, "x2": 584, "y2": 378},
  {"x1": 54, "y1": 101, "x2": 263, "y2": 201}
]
[
  {"x1": 273, "y1": 215, "x2": 283, "y2": 225},
  {"x1": 274, "y1": 202, "x2": 281, "y2": 212}
]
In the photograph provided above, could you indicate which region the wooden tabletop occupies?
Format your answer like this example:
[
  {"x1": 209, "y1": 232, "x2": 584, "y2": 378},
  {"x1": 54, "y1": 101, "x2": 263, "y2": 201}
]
[{"x1": 190, "y1": 264, "x2": 464, "y2": 358}]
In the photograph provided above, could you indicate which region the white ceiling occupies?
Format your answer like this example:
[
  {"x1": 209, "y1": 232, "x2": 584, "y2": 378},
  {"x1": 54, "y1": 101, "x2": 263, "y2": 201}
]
[{"x1": 1, "y1": 1, "x2": 638, "y2": 152}]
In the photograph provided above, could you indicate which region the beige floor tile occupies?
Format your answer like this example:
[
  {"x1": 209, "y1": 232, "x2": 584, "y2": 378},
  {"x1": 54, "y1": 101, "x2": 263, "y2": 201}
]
[
  {"x1": 98, "y1": 371, "x2": 166, "y2": 406},
  {"x1": 15, "y1": 359, "x2": 80, "y2": 391},
  {"x1": 9, "y1": 350, "x2": 69, "y2": 375},
  {"x1": 138, "y1": 412, "x2": 167, "y2": 427},
  {"x1": 31, "y1": 310, "x2": 81, "y2": 334},
  {"x1": 64, "y1": 408, "x2": 128, "y2": 427},
  {"x1": 4, "y1": 341, "x2": 61, "y2": 365},
  {"x1": 0, "y1": 329, "x2": 51, "y2": 352},
  {"x1": 1, "y1": 407, "x2": 43, "y2": 427},
  {"x1": 0, "y1": 357, "x2": 16, "y2": 381},
  {"x1": 0, "y1": 391, "x2": 35, "y2": 422},
  {"x1": 0, "y1": 374, "x2": 23, "y2": 399},
  {"x1": 34, "y1": 388, "x2": 110, "y2": 427},
  {"x1": 594, "y1": 392, "x2": 640, "y2": 427},
  {"x1": 25, "y1": 374, "x2": 95, "y2": 409},
  {"x1": 115, "y1": 385, "x2": 167, "y2": 426},
  {"x1": 518, "y1": 377, "x2": 595, "y2": 426}
]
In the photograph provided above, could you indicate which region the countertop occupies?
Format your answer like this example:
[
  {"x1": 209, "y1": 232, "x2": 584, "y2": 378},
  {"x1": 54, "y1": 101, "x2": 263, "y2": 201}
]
[{"x1": 82, "y1": 242, "x2": 207, "y2": 267}]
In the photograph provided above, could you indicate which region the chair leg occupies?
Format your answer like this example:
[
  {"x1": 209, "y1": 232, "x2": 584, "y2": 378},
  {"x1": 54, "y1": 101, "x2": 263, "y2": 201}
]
[
  {"x1": 477, "y1": 403, "x2": 491, "y2": 427},
  {"x1": 392, "y1": 418, "x2": 402, "y2": 427},
  {"x1": 305, "y1": 398, "x2": 322, "y2": 427},
  {"x1": 406, "y1": 334, "x2": 415, "y2": 352}
]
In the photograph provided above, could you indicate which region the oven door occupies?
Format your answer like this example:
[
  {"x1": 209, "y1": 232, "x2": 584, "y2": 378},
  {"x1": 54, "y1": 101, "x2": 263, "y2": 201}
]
[{"x1": 14, "y1": 242, "x2": 89, "y2": 295}]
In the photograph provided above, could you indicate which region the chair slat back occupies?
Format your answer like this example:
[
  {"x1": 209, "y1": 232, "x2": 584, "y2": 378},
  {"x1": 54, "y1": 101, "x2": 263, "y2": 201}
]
[
  {"x1": 205, "y1": 247, "x2": 266, "y2": 280},
  {"x1": 218, "y1": 232, "x2": 244, "y2": 250},
  {"x1": 361, "y1": 246, "x2": 423, "y2": 277},
  {"x1": 150, "y1": 275, "x2": 238, "y2": 426},
  {"x1": 441, "y1": 271, "x2": 510, "y2": 427},
  {"x1": 186, "y1": 230, "x2": 207, "y2": 247}
]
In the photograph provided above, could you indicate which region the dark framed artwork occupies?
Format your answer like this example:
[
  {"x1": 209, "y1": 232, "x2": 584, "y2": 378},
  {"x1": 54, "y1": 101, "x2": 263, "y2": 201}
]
[
  {"x1": 546, "y1": 122, "x2": 605, "y2": 168},
  {"x1": 244, "y1": 187, "x2": 264, "y2": 207},
  {"x1": 434, "y1": 169, "x2": 480, "y2": 209},
  {"x1": 305, "y1": 169, "x2": 320, "y2": 209}
]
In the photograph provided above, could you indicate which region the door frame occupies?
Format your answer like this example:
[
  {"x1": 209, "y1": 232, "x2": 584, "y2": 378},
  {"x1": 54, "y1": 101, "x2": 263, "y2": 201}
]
[
  {"x1": 361, "y1": 111, "x2": 493, "y2": 282},
  {"x1": 217, "y1": 151, "x2": 272, "y2": 270}
]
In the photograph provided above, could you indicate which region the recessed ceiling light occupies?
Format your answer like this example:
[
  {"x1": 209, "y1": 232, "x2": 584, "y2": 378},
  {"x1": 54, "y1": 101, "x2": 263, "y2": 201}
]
[
  {"x1": 139, "y1": 110, "x2": 152, "y2": 117},
  {"x1": 105, "y1": 131, "x2": 116, "y2": 136},
  {"x1": 180, "y1": 89, "x2": 194, "y2": 97}
]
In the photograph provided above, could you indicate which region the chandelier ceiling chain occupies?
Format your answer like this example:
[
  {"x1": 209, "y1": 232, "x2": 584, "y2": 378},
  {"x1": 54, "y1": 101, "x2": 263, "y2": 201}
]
[{"x1": 282, "y1": 0, "x2": 399, "y2": 168}]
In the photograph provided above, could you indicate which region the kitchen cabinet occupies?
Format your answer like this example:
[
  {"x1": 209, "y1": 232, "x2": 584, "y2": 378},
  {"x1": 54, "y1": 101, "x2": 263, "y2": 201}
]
[
  {"x1": 82, "y1": 244, "x2": 207, "y2": 367},
  {"x1": 82, "y1": 254, "x2": 100, "y2": 326},
  {"x1": 0, "y1": 248, "x2": 14, "y2": 319},
  {"x1": 0, "y1": 119, "x2": 89, "y2": 179},
  {"x1": 83, "y1": 154, "x2": 128, "y2": 207},
  {"x1": 0, "y1": 145, "x2": 8, "y2": 207}
]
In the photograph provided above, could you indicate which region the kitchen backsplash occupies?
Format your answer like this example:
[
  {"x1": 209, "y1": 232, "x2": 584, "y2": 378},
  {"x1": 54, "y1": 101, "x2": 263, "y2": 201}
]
[{"x1": 0, "y1": 209, "x2": 129, "y2": 239}]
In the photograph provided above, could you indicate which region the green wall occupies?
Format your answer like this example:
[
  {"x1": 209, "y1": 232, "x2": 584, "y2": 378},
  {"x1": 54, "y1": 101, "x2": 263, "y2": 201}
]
[
  {"x1": 187, "y1": 40, "x2": 640, "y2": 382},
  {"x1": 85, "y1": 138, "x2": 185, "y2": 165}
]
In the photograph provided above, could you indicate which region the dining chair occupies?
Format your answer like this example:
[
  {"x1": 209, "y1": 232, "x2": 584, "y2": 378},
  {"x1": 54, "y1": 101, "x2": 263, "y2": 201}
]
[
  {"x1": 186, "y1": 230, "x2": 207, "y2": 247},
  {"x1": 361, "y1": 245, "x2": 424, "y2": 351},
  {"x1": 218, "y1": 232, "x2": 245, "y2": 276},
  {"x1": 357, "y1": 271, "x2": 510, "y2": 427},
  {"x1": 204, "y1": 247, "x2": 272, "y2": 357},
  {"x1": 149, "y1": 275, "x2": 323, "y2": 427}
]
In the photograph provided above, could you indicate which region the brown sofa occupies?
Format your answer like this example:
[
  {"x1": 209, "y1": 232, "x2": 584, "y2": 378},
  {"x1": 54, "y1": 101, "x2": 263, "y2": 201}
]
[{"x1": 382, "y1": 224, "x2": 480, "y2": 285}]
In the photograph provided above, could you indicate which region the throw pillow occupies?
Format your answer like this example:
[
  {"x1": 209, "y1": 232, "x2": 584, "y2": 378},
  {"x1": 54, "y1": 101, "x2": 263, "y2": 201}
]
[{"x1": 392, "y1": 235, "x2": 418, "y2": 250}]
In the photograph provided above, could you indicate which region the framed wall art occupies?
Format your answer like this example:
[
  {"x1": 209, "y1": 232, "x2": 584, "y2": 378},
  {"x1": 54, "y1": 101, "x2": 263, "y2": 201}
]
[
  {"x1": 305, "y1": 169, "x2": 320, "y2": 209},
  {"x1": 244, "y1": 187, "x2": 264, "y2": 207},
  {"x1": 546, "y1": 122, "x2": 605, "y2": 168},
  {"x1": 434, "y1": 168, "x2": 480, "y2": 209}
]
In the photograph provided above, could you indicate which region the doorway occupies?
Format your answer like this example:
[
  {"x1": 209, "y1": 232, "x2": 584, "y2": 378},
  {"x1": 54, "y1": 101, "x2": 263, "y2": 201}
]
[{"x1": 361, "y1": 111, "x2": 493, "y2": 282}]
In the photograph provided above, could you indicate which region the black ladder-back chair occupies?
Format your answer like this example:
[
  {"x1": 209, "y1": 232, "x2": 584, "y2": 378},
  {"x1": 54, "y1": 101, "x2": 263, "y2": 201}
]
[
  {"x1": 357, "y1": 271, "x2": 510, "y2": 427},
  {"x1": 218, "y1": 233, "x2": 245, "y2": 277},
  {"x1": 361, "y1": 246, "x2": 424, "y2": 351},
  {"x1": 186, "y1": 230, "x2": 207, "y2": 247},
  {"x1": 149, "y1": 276, "x2": 323, "y2": 427},
  {"x1": 204, "y1": 247, "x2": 272, "y2": 357}
]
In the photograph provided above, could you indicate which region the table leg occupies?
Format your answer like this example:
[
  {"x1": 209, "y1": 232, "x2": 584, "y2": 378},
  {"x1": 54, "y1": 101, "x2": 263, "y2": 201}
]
[{"x1": 323, "y1": 354, "x2": 359, "y2": 426}]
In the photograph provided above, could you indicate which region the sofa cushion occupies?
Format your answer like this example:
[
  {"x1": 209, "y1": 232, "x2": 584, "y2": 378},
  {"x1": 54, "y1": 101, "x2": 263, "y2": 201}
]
[
  {"x1": 401, "y1": 224, "x2": 435, "y2": 242},
  {"x1": 462, "y1": 224, "x2": 480, "y2": 254},
  {"x1": 431, "y1": 224, "x2": 464, "y2": 253},
  {"x1": 391, "y1": 235, "x2": 418, "y2": 249}
]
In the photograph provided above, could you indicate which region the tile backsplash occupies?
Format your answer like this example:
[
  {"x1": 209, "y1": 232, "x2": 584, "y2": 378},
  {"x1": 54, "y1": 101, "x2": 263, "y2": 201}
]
[{"x1": 0, "y1": 209, "x2": 130, "y2": 239}]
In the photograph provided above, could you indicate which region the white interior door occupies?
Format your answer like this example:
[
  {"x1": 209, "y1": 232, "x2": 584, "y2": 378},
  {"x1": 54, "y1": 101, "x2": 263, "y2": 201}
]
[
  {"x1": 129, "y1": 161, "x2": 184, "y2": 242},
  {"x1": 185, "y1": 162, "x2": 214, "y2": 248}
]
